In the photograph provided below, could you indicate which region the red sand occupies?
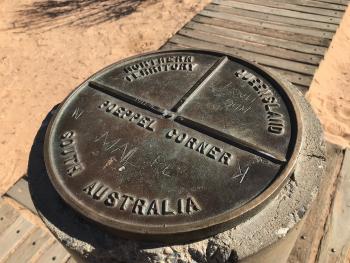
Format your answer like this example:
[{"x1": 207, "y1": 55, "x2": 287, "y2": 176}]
[{"x1": 307, "y1": 6, "x2": 350, "y2": 148}]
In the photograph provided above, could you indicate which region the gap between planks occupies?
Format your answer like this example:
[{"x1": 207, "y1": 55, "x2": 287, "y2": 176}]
[
  {"x1": 162, "y1": 42, "x2": 312, "y2": 88},
  {"x1": 178, "y1": 28, "x2": 321, "y2": 65},
  {"x1": 288, "y1": 144, "x2": 345, "y2": 262},
  {"x1": 278, "y1": 0, "x2": 347, "y2": 11},
  {"x1": 312, "y1": 0, "x2": 349, "y2": 6},
  {"x1": 208, "y1": 3, "x2": 339, "y2": 32},
  {"x1": 200, "y1": 9, "x2": 335, "y2": 39},
  {"x1": 0, "y1": 197, "x2": 73, "y2": 263},
  {"x1": 185, "y1": 21, "x2": 327, "y2": 55},
  {"x1": 193, "y1": 15, "x2": 331, "y2": 46},
  {"x1": 220, "y1": 0, "x2": 345, "y2": 17},
  {"x1": 169, "y1": 34, "x2": 317, "y2": 75},
  {"x1": 182, "y1": 22, "x2": 324, "y2": 63},
  {"x1": 213, "y1": 0, "x2": 343, "y2": 24}
]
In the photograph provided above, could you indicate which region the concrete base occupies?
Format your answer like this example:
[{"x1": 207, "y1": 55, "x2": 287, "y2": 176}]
[{"x1": 27, "y1": 71, "x2": 326, "y2": 262}]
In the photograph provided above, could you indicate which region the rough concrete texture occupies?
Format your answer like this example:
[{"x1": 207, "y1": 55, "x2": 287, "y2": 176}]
[{"x1": 27, "y1": 66, "x2": 326, "y2": 263}]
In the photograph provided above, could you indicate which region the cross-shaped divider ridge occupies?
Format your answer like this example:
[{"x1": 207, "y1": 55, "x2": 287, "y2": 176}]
[{"x1": 89, "y1": 56, "x2": 285, "y2": 165}]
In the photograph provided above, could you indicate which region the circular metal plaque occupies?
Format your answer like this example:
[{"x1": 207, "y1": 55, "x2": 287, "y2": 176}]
[{"x1": 44, "y1": 50, "x2": 302, "y2": 241}]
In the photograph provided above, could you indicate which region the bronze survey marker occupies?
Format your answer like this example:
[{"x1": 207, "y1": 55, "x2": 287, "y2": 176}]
[{"x1": 44, "y1": 50, "x2": 302, "y2": 241}]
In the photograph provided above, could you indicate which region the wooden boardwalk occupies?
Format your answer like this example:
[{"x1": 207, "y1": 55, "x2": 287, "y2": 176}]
[
  {"x1": 162, "y1": 0, "x2": 349, "y2": 93},
  {"x1": 1, "y1": 0, "x2": 349, "y2": 262},
  {"x1": 0, "y1": 197, "x2": 74, "y2": 263}
]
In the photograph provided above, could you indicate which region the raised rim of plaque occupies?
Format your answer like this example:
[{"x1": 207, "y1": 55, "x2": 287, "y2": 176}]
[{"x1": 43, "y1": 49, "x2": 303, "y2": 240}]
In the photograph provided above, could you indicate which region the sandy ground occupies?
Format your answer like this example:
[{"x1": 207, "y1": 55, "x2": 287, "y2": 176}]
[
  {"x1": 0, "y1": 0, "x2": 210, "y2": 195},
  {"x1": 307, "y1": 6, "x2": 350, "y2": 148}
]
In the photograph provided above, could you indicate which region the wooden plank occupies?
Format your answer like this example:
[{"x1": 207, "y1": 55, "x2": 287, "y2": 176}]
[
  {"x1": 317, "y1": 149, "x2": 350, "y2": 263},
  {"x1": 264, "y1": 67, "x2": 313, "y2": 87},
  {"x1": 200, "y1": 10, "x2": 334, "y2": 39},
  {"x1": 226, "y1": 0, "x2": 345, "y2": 17},
  {"x1": 0, "y1": 201, "x2": 20, "y2": 235},
  {"x1": 5, "y1": 228, "x2": 52, "y2": 263},
  {"x1": 160, "y1": 42, "x2": 183, "y2": 50},
  {"x1": 208, "y1": 3, "x2": 338, "y2": 32},
  {"x1": 65, "y1": 257, "x2": 77, "y2": 263},
  {"x1": 290, "y1": 84, "x2": 309, "y2": 94},
  {"x1": 193, "y1": 15, "x2": 331, "y2": 46},
  {"x1": 35, "y1": 241, "x2": 70, "y2": 263},
  {"x1": 5, "y1": 178, "x2": 36, "y2": 214},
  {"x1": 211, "y1": 0, "x2": 342, "y2": 24},
  {"x1": 278, "y1": 0, "x2": 347, "y2": 11},
  {"x1": 163, "y1": 41, "x2": 312, "y2": 88},
  {"x1": 185, "y1": 21, "x2": 327, "y2": 55},
  {"x1": 288, "y1": 144, "x2": 344, "y2": 263},
  {"x1": 170, "y1": 34, "x2": 317, "y2": 75},
  {"x1": 179, "y1": 28, "x2": 321, "y2": 65},
  {"x1": 0, "y1": 217, "x2": 35, "y2": 262},
  {"x1": 313, "y1": 0, "x2": 349, "y2": 6},
  {"x1": 166, "y1": 38, "x2": 313, "y2": 87}
]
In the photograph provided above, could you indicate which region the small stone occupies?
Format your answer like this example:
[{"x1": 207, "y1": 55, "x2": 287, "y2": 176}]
[
  {"x1": 276, "y1": 228, "x2": 289, "y2": 237},
  {"x1": 163, "y1": 247, "x2": 173, "y2": 255},
  {"x1": 301, "y1": 235, "x2": 306, "y2": 240},
  {"x1": 331, "y1": 248, "x2": 336, "y2": 253}
]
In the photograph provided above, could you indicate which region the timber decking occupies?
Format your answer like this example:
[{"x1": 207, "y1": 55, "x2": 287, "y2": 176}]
[
  {"x1": 162, "y1": 0, "x2": 349, "y2": 93},
  {"x1": 0, "y1": 198, "x2": 74, "y2": 263}
]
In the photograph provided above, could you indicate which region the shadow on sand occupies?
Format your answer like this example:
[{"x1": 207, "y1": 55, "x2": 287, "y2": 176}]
[{"x1": 12, "y1": 0, "x2": 154, "y2": 31}]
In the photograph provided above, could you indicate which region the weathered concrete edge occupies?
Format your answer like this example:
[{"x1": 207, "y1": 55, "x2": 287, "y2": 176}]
[{"x1": 27, "y1": 66, "x2": 326, "y2": 263}]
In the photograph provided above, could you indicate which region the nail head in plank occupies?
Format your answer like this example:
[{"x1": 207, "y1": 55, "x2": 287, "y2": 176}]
[
  {"x1": 0, "y1": 217, "x2": 35, "y2": 262},
  {"x1": 288, "y1": 144, "x2": 344, "y2": 262},
  {"x1": 278, "y1": 0, "x2": 347, "y2": 11},
  {"x1": 164, "y1": 41, "x2": 313, "y2": 87},
  {"x1": 179, "y1": 28, "x2": 321, "y2": 65},
  {"x1": 170, "y1": 34, "x2": 317, "y2": 75},
  {"x1": 207, "y1": 3, "x2": 338, "y2": 32},
  {"x1": 185, "y1": 21, "x2": 327, "y2": 56},
  {"x1": 200, "y1": 10, "x2": 334, "y2": 39},
  {"x1": 5, "y1": 228, "x2": 52, "y2": 263},
  {"x1": 218, "y1": 0, "x2": 345, "y2": 18},
  {"x1": 35, "y1": 241, "x2": 71, "y2": 263},
  {"x1": 193, "y1": 15, "x2": 331, "y2": 46},
  {"x1": 212, "y1": 0, "x2": 341, "y2": 24},
  {"x1": 313, "y1": 0, "x2": 349, "y2": 6},
  {"x1": 0, "y1": 201, "x2": 20, "y2": 235},
  {"x1": 316, "y1": 149, "x2": 350, "y2": 263}
]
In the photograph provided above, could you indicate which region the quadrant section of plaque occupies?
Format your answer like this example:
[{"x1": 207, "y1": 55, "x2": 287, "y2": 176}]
[
  {"x1": 47, "y1": 86, "x2": 282, "y2": 226},
  {"x1": 176, "y1": 59, "x2": 292, "y2": 162},
  {"x1": 92, "y1": 52, "x2": 220, "y2": 109}
]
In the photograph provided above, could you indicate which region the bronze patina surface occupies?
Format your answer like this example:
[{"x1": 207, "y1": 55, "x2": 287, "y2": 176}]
[{"x1": 44, "y1": 50, "x2": 302, "y2": 241}]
